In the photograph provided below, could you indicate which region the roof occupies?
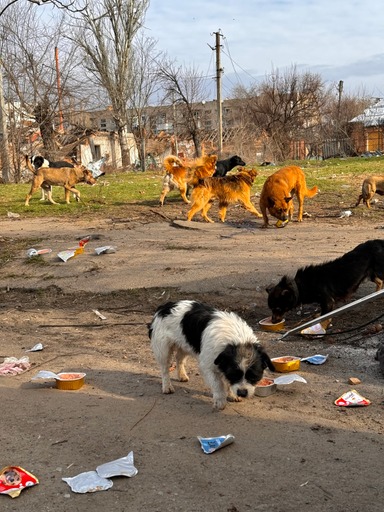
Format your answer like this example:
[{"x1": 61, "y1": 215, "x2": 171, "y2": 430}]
[{"x1": 350, "y1": 98, "x2": 384, "y2": 126}]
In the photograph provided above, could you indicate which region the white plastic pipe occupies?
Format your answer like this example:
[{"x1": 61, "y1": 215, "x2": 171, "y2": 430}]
[{"x1": 279, "y1": 288, "x2": 384, "y2": 340}]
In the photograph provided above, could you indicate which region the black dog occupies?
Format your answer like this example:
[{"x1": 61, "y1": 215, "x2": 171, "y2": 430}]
[
  {"x1": 213, "y1": 155, "x2": 246, "y2": 177},
  {"x1": 267, "y1": 240, "x2": 384, "y2": 323},
  {"x1": 30, "y1": 155, "x2": 75, "y2": 171}
]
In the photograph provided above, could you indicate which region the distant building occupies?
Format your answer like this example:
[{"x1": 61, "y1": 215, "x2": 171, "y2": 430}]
[{"x1": 350, "y1": 98, "x2": 384, "y2": 153}]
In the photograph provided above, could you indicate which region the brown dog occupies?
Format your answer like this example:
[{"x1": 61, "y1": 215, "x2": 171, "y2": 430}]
[
  {"x1": 25, "y1": 158, "x2": 96, "y2": 206},
  {"x1": 259, "y1": 166, "x2": 318, "y2": 227},
  {"x1": 355, "y1": 176, "x2": 384, "y2": 208},
  {"x1": 159, "y1": 154, "x2": 218, "y2": 206},
  {"x1": 187, "y1": 168, "x2": 262, "y2": 223}
]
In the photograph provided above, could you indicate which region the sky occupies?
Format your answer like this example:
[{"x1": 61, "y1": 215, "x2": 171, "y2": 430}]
[{"x1": 145, "y1": 0, "x2": 384, "y2": 101}]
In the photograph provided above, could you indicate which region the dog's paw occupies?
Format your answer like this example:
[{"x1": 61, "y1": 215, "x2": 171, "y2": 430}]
[
  {"x1": 227, "y1": 395, "x2": 242, "y2": 403},
  {"x1": 213, "y1": 398, "x2": 227, "y2": 410},
  {"x1": 162, "y1": 385, "x2": 175, "y2": 394},
  {"x1": 178, "y1": 374, "x2": 189, "y2": 382}
]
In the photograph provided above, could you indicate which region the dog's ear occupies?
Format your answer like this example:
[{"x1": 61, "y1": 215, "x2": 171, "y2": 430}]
[
  {"x1": 214, "y1": 344, "x2": 236, "y2": 370},
  {"x1": 257, "y1": 346, "x2": 275, "y2": 371},
  {"x1": 266, "y1": 283, "x2": 274, "y2": 294},
  {"x1": 284, "y1": 196, "x2": 293, "y2": 204}
]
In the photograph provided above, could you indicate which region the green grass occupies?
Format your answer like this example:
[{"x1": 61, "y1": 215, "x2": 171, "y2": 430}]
[{"x1": 1, "y1": 156, "x2": 384, "y2": 219}]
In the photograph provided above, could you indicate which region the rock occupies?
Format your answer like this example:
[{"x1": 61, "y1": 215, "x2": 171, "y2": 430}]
[{"x1": 348, "y1": 377, "x2": 361, "y2": 385}]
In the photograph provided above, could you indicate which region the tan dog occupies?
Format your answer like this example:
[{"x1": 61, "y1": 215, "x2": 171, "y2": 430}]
[
  {"x1": 159, "y1": 154, "x2": 218, "y2": 206},
  {"x1": 187, "y1": 168, "x2": 262, "y2": 223},
  {"x1": 355, "y1": 176, "x2": 384, "y2": 208},
  {"x1": 25, "y1": 157, "x2": 96, "y2": 206},
  {"x1": 259, "y1": 166, "x2": 318, "y2": 227}
]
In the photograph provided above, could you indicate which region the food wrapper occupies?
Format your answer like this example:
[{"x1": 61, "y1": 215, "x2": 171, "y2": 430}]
[
  {"x1": 95, "y1": 246, "x2": 116, "y2": 255},
  {"x1": 197, "y1": 435, "x2": 235, "y2": 454},
  {"x1": 63, "y1": 452, "x2": 138, "y2": 494},
  {"x1": 335, "y1": 390, "x2": 371, "y2": 407},
  {"x1": 58, "y1": 236, "x2": 90, "y2": 262},
  {"x1": 26, "y1": 248, "x2": 52, "y2": 258},
  {"x1": 300, "y1": 354, "x2": 328, "y2": 365},
  {"x1": 0, "y1": 466, "x2": 38, "y2": 498},
  {"x1": 96, "y1": 451, "x2": 138, "y2": 478},
  {"x1": 62, "y1": 471, "x2": 113, "y2": 493},
  {"x1": 273, "y1": 374, "x2": 307, "y2": 385},
  {"x1": 300, "y1": 323, "x2": 326, "y2": 336}
]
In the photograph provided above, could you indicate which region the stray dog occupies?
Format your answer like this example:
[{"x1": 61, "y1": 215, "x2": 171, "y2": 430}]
[
  {"x1": 259, "y1": 166, "x2": 318, "y2": 227},
  {"x1": 355, "y1": 176, "x2": 384, "y2": 208},
  {"x1": 187, "y1": 168, "x2": 262, "y2": 223},
  {"x1": 159, "y1": 154, "x2": 217, "y2": 206},
  {"x1": 29, "y1": 155, "x2": 75, "y2": 201},
  {"x1": 25, "y1": 157, "x2": 97, "y2": 205},
  {"x1": 213, "y1": 155, "x2": 246, "y2": 177},
  {"x1": 149, "y1": 300, "x2": 275, "y2": 410},
  {"x1": 267, "y1": 239, "x2": 384, "y2": 324}
]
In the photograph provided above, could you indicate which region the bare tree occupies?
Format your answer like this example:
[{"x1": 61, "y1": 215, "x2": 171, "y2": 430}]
[
  {"x1": 240, "y1": 66, "x2": 328, "y2": 161},
  {"x1": 70, "y1": 0, "x2": 149, "y2": 167},
  {"x1": 158, "y1": 61, "x2": 209, "y2": 157},
  {"x1": 127, "y1": 34, "x2": 163, "y2": 171},
  {"x1": 0, "y1": 0, "x2": 86, "y2": 17}
]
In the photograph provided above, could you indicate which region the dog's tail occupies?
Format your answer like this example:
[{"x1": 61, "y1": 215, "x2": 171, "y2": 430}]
[
  {"x1": 305, "y1": 184, "x2": 318, "y2": 198},
  {"x1": 163, "y1": 155, "x2": 183, "y2": 173},
  {"x1": 25, "y1": 155, "x2": 37, "y2": 175}
]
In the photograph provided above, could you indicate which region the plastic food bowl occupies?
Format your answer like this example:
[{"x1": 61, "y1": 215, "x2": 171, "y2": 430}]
[
  {"x1": 271, "y1": 356, "x2": 301, "y2": 373},
  {"x1": 254, "y1": 377, "x2": 277, "y2": 397},
  {"x1": 259, "y1": 316, "x2": 285, "y2": 332},
  {"x1": 55, "y1": 372, "x2": 86, "y2": 390}
]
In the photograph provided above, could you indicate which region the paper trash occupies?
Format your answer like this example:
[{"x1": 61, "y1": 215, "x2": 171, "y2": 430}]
[
  {"x1": 198, "y1": 435, "x2": 235, "y2": 454},
  {"x1": 0, "y1": 357, "x2": 30, "y2": 376}
]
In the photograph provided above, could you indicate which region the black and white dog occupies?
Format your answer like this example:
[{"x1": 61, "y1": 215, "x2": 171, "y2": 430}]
[
  {"x1": 267, "y1": 239, "x2": 384, "y2": 324},
  {"x1": 30, "y1": 156, "x2": 75, "y2": 201},
  {"x1": 213, "y1": 155, "x2": 246, "y2": 177},
  {"x1": 149, "y1": 300, "x2": 275, "y2": 410}
]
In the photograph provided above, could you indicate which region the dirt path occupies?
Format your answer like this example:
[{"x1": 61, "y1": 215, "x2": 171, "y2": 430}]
[{"x1": 0, "y1": 206, "x2": 383, "y2": 512}]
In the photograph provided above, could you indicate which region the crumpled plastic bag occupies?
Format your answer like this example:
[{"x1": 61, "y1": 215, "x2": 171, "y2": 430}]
[{"x1": 0, "y1": 357, "x2": 30, "y2": 376}]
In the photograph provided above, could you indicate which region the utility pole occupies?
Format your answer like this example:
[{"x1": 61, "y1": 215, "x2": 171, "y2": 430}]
[
  {"x1": 214, "y1": 30, "x2": 223, "y2": 156},
  {"x1": 55, "y1": 47, "x2": 64, "y2": 133},
  {"x1": 0, "y1": 61, "x2": 11, "y2": 183}
]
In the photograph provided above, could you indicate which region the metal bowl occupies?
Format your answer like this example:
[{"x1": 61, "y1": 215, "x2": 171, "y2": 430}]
[{"x1": 254, "y1": 377, "x2": 277, "y2": 397}]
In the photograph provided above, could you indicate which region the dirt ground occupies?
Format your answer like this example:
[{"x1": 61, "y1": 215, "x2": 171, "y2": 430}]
[{"x1": 0, "y1": 192, "x2": 384, "y2": 512}]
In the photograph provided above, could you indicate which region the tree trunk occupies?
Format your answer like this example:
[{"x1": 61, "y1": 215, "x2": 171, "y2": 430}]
[
  {"x1": 0, "y1": 66, "x2": 11, "y2": 183},
  {"x1": 117, "y1": 125, "x2": 132, "y2": 168}
]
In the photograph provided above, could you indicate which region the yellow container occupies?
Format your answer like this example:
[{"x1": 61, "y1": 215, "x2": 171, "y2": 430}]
[
  {"x1": 271, "y1": 357, "x2": 301, "y2": 373},
  {"x1": 259, "y1": 316, "x2": 285, "y2": 332},
  {"x1": 55, "y1": 372, "x2": 86, "y2": 390}
]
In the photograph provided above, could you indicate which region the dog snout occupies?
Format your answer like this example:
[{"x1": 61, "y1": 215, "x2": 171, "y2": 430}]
[
  {"x1": 237, "y1": 388, "x2": 248, "y2": 398},
  {"x1": 271, "y1": 312, "x2": 283, "y2": 323}
]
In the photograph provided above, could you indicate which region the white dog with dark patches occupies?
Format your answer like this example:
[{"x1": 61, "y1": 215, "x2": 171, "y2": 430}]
[{"x1": 149, "y1": 300, "x2": 275, "y2": 410}]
